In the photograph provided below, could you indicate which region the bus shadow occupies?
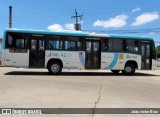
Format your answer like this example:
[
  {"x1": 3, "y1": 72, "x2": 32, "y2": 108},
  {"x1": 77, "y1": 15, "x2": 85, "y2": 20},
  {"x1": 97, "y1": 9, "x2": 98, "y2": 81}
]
[{"x1": 4, "y1": 71, "x2": 160, "y2": 77}]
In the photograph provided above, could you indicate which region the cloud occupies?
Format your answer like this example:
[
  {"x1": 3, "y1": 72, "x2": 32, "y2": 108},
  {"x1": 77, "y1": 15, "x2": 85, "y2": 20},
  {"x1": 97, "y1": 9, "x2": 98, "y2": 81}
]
[
  {"x1": 48, "y1": 23, "x2": 75, "y2": 31},
  {"x1": 132, "y1": 7, "x2": 141, "y2": 12},
  {"x1": 65, "y1": 23, "x2": 74, "y2": 30},
  {"x1": 47, "y1": 24, "x2": 63, "y2": 31},
  {"x1": 93, "y1": 14, "x2": 128, "y2": 28},
  {"x1": 131, "y1": 12, "x2": 160, "y2": 26},
  {"x1": 150, "y1": 32, "x2": 156, "y2": 35}
]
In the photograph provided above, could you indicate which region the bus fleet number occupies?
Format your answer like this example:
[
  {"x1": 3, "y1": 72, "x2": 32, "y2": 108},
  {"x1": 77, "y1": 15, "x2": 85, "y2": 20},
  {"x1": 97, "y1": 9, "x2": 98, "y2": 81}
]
[{"x1": 61, "y1": 53, "x2": 72, "y2": 58}]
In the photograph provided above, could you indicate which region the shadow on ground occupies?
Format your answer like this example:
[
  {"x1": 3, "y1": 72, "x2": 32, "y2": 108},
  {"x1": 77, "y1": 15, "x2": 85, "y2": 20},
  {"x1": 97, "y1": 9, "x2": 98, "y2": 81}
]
[{"x1": 4, "y1": 71, "x2": 160, "y2": 77}]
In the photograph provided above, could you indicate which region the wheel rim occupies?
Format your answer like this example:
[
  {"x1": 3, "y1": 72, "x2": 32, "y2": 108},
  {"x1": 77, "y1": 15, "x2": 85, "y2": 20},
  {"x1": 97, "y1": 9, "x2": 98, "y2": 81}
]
[
  {"x1": 51, "y1": 64, "x2": 60, "y2": 73},
  {"x1": 125, "y1": 66, "x2": 132, "y2": 73}
]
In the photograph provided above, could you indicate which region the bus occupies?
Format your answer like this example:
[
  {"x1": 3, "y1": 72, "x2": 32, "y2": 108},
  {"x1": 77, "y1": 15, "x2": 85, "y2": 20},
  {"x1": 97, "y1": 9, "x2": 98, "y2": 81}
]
[{"x1": 1, "y1": 29, "x2": 159, "y2": 75}]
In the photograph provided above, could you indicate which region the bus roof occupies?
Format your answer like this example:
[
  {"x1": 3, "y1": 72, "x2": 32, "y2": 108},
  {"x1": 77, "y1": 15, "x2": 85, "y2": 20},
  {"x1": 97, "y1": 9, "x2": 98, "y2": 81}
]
[{"x1": 4, "y1": 28, "x2": 153, "y2": 40}]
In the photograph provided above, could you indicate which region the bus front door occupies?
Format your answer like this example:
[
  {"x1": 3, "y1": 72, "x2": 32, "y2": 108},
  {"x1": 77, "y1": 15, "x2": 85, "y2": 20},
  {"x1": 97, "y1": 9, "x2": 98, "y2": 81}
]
[
  {"x1": 140, "y1": 42, "x2": 152, "y2": 70},
  {"x1": 29, "y1": 38, "x2": 45, "y2": 68},
  {"x1": 86, "y1": 40, "x2": 100, "y2": 69}
]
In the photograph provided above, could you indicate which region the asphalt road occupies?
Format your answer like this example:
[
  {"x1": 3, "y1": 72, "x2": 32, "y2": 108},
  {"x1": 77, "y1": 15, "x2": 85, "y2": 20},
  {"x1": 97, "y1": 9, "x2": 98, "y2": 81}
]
[{"x1": 0, "y1": 67, "x2": 160, "y2": 117}]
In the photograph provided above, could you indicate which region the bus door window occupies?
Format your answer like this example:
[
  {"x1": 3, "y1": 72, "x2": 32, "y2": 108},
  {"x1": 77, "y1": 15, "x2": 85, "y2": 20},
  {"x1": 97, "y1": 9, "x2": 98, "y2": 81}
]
[
  {"x1": 39, "y1": 40, "x2": 44, "y2": 51},
  {"x1": 86, "y1": 42, "x2": 92, "y2": 65},
  {"x1": 31, "y1": 39, "x2": 37, "y2": 62},
  {"x1": 146, "y1": 44, "x2": 151, "y2": 64},
  {"x1": 31, "y1": 40, "x2": 37, "y2": 51},
  {"x1": 93, "y1": 41, "x2": 99, "y2": 65},
  {"x1": 30, "y1": 37, "x2": 45, "y2": 68},
  {"x1": 141, "y1": 42, "x2": 151, "y2": 70}
]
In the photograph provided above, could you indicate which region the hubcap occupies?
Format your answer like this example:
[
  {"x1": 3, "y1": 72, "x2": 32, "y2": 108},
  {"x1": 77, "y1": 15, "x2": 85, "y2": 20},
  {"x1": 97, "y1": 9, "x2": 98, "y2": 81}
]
[
  {"x1": 125, "y1": 66, "x2": 132, "y2": 73},
  {"x1": 51, "y1": 64, "x2": 60, "y2": 73}
]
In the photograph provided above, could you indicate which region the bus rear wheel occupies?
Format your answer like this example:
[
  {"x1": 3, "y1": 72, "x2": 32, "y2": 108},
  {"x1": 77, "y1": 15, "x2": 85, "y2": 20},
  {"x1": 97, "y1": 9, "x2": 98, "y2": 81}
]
[
  {"x1": 111, "y1": 70, "x2": 120, "y2": 74},
  {"x1": 48, "y1": 61, "x2": 62, "y2": 75},
  {"x1": 122, "y1": 64, "x2": 135, "y2": 75}
]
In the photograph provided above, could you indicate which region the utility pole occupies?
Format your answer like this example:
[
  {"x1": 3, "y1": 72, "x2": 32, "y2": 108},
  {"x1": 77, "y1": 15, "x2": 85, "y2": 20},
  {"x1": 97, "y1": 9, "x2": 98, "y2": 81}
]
[
  {"x1": 71, "y1": 9, "x2": 83, "y2": 31},
  {"x1": 9, "y1": 6, "x2": 12, "y2": 28}
]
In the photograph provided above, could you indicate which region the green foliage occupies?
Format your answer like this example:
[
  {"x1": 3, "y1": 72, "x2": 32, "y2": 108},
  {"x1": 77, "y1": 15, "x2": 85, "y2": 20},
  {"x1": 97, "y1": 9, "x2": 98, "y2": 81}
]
[{"x1": 156, "y1": 46, "x2": 160, "y2": 59}]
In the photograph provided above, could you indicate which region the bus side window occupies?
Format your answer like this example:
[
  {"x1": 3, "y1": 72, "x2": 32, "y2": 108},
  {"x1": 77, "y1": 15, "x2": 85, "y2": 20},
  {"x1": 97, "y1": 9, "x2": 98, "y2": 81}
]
[
  {"x1": 103, "y1": 39, "x2": 112, "y2": 51},
  {"x1": 77, "y1": 38, "x2": 83, "y2": 50},
  {"x1": 16, "y1": 39, "x2": 25, "y2": 49},
  {"x1": 6, "y1": 33, "x2": 28, "y2": 49},
  {"x1": 47, "y1": 36, "x2": 62, "y2": 50},
  {"x1": 103, "y1": 40, "x2": 108, "y2": 51},
  {"x1": 124, "y1": 40, "x2": 139, "y2": 52},
  {"x1": 8, "y1": 34, "x2": 13, "y2": 47},
  {"x1": 135, "y1": 40, "x2": 139, "y2": 52},
  {"x1": 77, "y1": 41, "x2": 82, "y2": 50},
  {"x1": 64, "y1": 36, "x2": 82, "y2": 50},
  {"x1": 112, "y1": 39, "x2": 123, "y2": 52}
]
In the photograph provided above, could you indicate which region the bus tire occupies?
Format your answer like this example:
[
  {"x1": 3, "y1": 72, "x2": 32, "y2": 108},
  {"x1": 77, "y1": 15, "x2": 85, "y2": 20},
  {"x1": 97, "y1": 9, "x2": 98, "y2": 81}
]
[
  {"x1": 122, "y1": 64, "x2": 135, "y2": 75},
  {"x1": 111, "y1": 70, "x2": 120, "y2": 74},
  {"x1": 48, "y1": 61, "x2": 62, "y2": 75}
]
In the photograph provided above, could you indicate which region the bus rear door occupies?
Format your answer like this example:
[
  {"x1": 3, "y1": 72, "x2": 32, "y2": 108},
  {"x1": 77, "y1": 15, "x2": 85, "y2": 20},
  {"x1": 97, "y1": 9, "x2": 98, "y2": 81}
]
[
  {"x1": 29, "y1": 37, "x2": 45, "y2": 68},
  {"x1": 85, "y1": 39, "x2": 101, "y2": 69},
  {"x1": 140, "y1": 42, "x2": 152, "y2": 70}
]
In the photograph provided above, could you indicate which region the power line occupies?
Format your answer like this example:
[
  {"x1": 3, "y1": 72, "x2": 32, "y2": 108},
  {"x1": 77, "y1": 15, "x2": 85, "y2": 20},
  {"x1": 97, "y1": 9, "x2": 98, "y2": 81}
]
[{"x1": 83, "y1": 28, "x2": 160, "y2": 34}]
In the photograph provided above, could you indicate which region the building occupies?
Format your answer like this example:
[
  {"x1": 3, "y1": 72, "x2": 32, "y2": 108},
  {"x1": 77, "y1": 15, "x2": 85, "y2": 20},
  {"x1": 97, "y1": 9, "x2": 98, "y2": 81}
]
[{"x1": 0, "y1": 38, "x2": 2, "y2": 49}]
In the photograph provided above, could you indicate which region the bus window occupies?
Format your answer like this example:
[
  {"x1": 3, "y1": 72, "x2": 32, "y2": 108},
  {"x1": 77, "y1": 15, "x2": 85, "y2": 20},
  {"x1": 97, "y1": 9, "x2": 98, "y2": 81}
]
[
  {"x1": 47, "y1": 36, "x2": 62, "y2": 50},
  {"x1": 112, "y1": 39, "x2": 123, "y2": 51},
  {"x1": 77, "y1": 41, "x2": 82, "y2": 50},
  {"x1": 103, "y1": 40, "x2": 108, "y2": 51},
  {"x1": 8, "y1": 34, "x2": 13, "y2": 47},
  {"x1": 103, "y1": 39, "x2": 112, "y2": 51},
  {"x1": 64, "y1": 36, "x2": 83, "y2": 50},
  {"x1": 6, "y1": 33, "x2": 28, "y2": 49},
  {"x1": 124, "y1": 40, "x2": 139, "y2": 52},
  {"x1": 16, "y1": 39, "x2": 25, "y2": 49}
]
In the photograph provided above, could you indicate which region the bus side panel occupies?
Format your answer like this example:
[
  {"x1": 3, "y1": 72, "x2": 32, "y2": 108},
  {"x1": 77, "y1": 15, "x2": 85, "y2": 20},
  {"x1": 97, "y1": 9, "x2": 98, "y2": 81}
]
[
  {"x1": 101, "y1": 52, "x2": 141, "y2": 70},
  {"x1": 155, "y1": 60, "x2": 160, "y2": 70},
  {"x1": 152, "y1": 59, "x2": 157, "y2": 70},
  {"x1": 4, "y1": 49, "x2": 29, "y2": 68},
  {"x1": 1, "y1": 49, "x2": 5, "y2": 66},
  {"x1": 45, "y1": 51, "x2": 85, "y2": 70},
  {"x1": 101, "y1": 52, "x2": 116, "y2": 70}
]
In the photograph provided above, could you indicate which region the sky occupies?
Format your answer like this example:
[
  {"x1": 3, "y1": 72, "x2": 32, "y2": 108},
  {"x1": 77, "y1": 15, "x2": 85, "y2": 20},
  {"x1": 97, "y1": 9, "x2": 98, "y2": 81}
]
[{"x1": 0, "y1": 0, "x2": 160, "y2": 44}]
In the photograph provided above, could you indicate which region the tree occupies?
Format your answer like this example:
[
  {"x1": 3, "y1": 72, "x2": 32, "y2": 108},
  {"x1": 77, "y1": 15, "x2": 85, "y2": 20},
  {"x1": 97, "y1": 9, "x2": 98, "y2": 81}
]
[{"x1": 156, "y1": 45, "x2": 160, "y2": 59}]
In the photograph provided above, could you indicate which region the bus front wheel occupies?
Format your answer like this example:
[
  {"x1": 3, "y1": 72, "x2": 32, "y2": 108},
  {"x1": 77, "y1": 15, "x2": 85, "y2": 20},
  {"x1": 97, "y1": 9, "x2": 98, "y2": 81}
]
[
  {"x1": 122, "y1": 64, "x2": 135, "y2": 75},
  {"x1": 48, "y1": 61, "x2": 62, "y2": 75}
]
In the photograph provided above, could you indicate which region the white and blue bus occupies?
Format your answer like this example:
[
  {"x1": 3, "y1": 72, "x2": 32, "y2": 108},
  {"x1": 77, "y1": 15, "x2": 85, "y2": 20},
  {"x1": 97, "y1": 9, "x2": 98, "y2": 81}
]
[{"x1": 1, "y1": 29, "x2": 160, "y2": 75}]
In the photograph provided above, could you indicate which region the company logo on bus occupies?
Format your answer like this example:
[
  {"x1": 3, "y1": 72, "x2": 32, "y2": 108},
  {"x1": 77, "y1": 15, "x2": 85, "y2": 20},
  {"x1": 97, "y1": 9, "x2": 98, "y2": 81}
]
[
  {"x1": 126, "y1": 55, "x2": 138, "y2": 59},
  {"x1": 47, "y1": 52, "x2": 59, "y2": 57}
]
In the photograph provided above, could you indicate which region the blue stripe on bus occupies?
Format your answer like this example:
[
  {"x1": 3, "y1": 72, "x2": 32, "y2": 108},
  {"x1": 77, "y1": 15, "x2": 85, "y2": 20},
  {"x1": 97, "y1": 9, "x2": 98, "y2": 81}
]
[
  {"x1": 109, "y1": 34, "x2": 153, "y2": 40},
  {"x1": 107, "y1": 53, "x2": 118, "y2": 69},
  {"x1": 2, "y1": 31, "x2": 6, "y2": 49},
  {"x1": 4, "y1": 29, "x2": 90, "y2": 37},
  {"x1": 4, "y1": 28, "x2": 153, "y2": 40}
]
